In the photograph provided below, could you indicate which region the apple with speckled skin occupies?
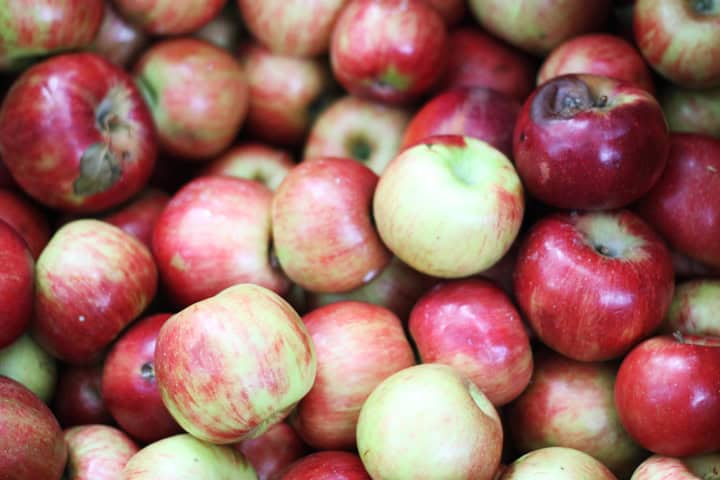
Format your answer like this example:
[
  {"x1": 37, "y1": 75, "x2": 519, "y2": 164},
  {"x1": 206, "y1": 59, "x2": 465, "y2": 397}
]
[
  {"x1": 0, "y1": 333, "x2": 56, "y2": 403},
  {"x1": 630, "y1": 453, "x2": 720, "y2": 480},
  {"x1": 52, "y1": 363, "x2": 113, "y2": 428},
  {"x1": 203, "y1": 143, "x2": 295, "y2": 191},
  {"x1": 280, "y1": 451, "x2": 371, "y2": 480},
  {"x1": 113, "y1": 0, "x2": 225, "y2": 36},
  {"x1": 0, "y1": 188, "x2": 50, "y2": 260},
  {"x1": 0, "y1": 219, "x2": 34, "y2": 349},
  {"x1": 499, "y1": 447, "x2": 617, "y2": 480},
  {"x1": 236, "y1": 422, "x2": 309, "y2": 480},
  {"x1": 662, "y1": 279, "x2": 720, "y2": 337},
  {"x1": 155, "y1": 284, "x2": 316, "y2": 444},
  {"x1": 64, "y1": 424, "x2": 138, "y2": 480}
]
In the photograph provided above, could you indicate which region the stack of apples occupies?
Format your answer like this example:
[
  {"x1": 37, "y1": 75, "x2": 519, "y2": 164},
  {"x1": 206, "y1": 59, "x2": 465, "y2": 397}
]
[{"x1": 0, "y1": 0, "x2": 719, "y2": 479}]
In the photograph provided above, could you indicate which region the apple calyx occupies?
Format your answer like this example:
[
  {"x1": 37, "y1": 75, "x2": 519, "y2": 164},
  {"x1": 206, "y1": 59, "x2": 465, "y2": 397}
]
[
  {"x1": 366, "y1": 66, "x2": 411, "y2": 96},
  {"x1": 531, "y1": 77, "x2": 609, "y2": 122},
  {"x1": 692, "y1": 0, "x2": 718, "y2": 15},
  {"x1": 345, "y1": 134, "x2": 373, "y2": 163},
  {"x1": 140, "y1": 362, "x2": 155, "y2": 381}
]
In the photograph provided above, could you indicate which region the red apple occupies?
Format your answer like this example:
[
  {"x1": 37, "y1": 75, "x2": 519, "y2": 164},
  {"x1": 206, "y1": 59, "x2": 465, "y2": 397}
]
[
  {"x1": 513, "y1": 73, "x2": 669, "y2": 210},
  {"x1": 280, "y1": 451, "x2": 371, "y2": 480},
  {"x1": 513, "y1": 210, "x2": 675, "y2": 362},
  {"x1": 0, "y1": 219, "x2": 34, "y2": 349},
  {"x1": 100, "y1": 188, "x2": 170, "y2": 251},
  {"x1": 659, "y1": 84, "x2": 720, "y2": 138},
  {"x1": 113, "y1": 0, "x2": 225, "y2": 35},
  {"x1": 0, "y1": 188, "x2": 50, "y2": 259},
  {"x1": 615, "y1": 333, "x2": 720, "y2": 456},
  {"x1": 236, "y1": 422, "x2": 310, "y2": 480},
  {"x1": 630, "y1": 453, "x2": 720, "y2": 480},
  {"x1": 662, "y1": 279, "x2": 720, "y2": 337},
  {"x1": 671, "y1": 249, "x2": 720, "y2": 280},
  {"x1": 193, "y1": 5, "x2": 243, "y2": 52},
  {"x1": 0, "y1": 52, "x2": 157, "y2": 213},
  {"x1": 52, "y1": 363, "x2": 114, "y2": 428},
  {"x1": 202, "y1": 143, "x2": 295, "y2": 191},
  {"x1": 330, "y1": 0, "x2": 447, "y2": 105},
  {"x1": 499, "y1": 447, "x2": 617, "y2": 479},
  {"x1": 64, "y1": 424, "x2": 139, "y2": 480},
  {"x1": 89, "y1": 2, "x2": 147, "y2": 67}
]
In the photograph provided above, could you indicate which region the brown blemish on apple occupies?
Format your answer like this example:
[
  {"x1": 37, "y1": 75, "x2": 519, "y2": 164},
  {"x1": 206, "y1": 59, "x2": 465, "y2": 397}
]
[
  {"x1": 531, "y1": 76, "x2": 607, "y2": 122},
  {"x1": 73, "y1": 143, "x2": 122, "y2": 196}
]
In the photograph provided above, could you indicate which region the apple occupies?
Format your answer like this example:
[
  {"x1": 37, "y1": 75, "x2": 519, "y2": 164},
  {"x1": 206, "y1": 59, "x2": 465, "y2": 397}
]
[
  {"x1": 113, "y1": 0, "x2": 225, "y2": 35},
  {"x1": 64, "y1": 424, "x2": 139, "y2": 480},
  {"x1": 538, "y1": 33, "x2": 655, "y2": 94},
  {"x1": 123, "y1": 434, "x2": 257, "y2": 479},
  {"x1": 423, "y1": 0, "x2": 466, "y2": 25},
  {"x1": 616, "y1": 333, "x2": 720, "y2": 457},
  {"x1": 102, "y1": 313, "x2": 182, "y2": 445},
  {"x1": 672, "y1": 249, "x2": 720, "y2": 280},
  {"x1": 52, "y1": 363, "x2": 113, "y2": 428},
  {"x1": 373, "y1": 135, "x2": 524, "y2": 278},
  {"x1": 513, "y1": 210, "x2": 675, "y2": 362},
  {"x1": 0, "y1": 158, "x2": 15, "y2": 189},
  {"x1": 202, "y1": 143, "x2": 295, "y2": 191},
  {"x1": 0, "y1": 0, "x2": 104, "y2": 70},
  {"x1": 302, "y1": 95, "x2": 411, "y2": 175},
  {"x1": 356, "y1": 363, "x2": 503, "y2": 480},
  {"x1": 630, "y1": 453, "x2": 720, "y2": 480},
  {"x1": 89, "y1": 2, "x2": 147, "y2": 67},
  {"x1": 290, "y1": 301, "x2": 415, "y2": 450},
  {"x1": 659, "y1": 84, "x2": 720, "y2": 138},
  {"x1": 0, "y1": 333, "x2": 56, "y2": 403},
  {"x1": 330, "y1": 0, "x2": 447, "y2": 105},
  {"x1": 0, "y1": 52, "x2": 157, "y2": 213},
  {"x1": 239, "y1": 42, "x2": 340, "y2": 148},
  {"x1": 634, "y1": 0, "x2": 720, "y2": 89},
  {"x1": 101, "y1": 188, "x2": 170, "y2": 251},
  {"x1": 0, "y1": 188, "x2": 50, "y2": 260},
  {"x1": 0, "y1": 376, "x2": 67, "y2": 480},
  {"x1": 134, "y1": 38, "x2": 248, "y2": 161},
  {"x1": 499, "y1": 447, "x2": 617, "y2": 480},
  {"x1": 662, "y1": 279, "x2": 720, "y2": 337},
  {"x1": 152, "y1": 175, "x2": 290, "y2": 308},
  {"x1": 634, "y1": 133, "x2": 720, "y2": 269},
  {"x1": 155, "y1": 284, "x2": 317, "y2": 444},
  {"x1": 237, "y1": 0, "x2": 348, "y2": 57},
  {"x1": 0, "y1": 219, "x2": 34, "y2": 349},
  {"x1": 513, "y1": 73, "x2": 669, "y2": 210},
  {"x1": 400, "y1": 87, "x2": 521, "y2": 159},
  {"x1": 272, "y1": 157, "x2": 392, "y2": 293},
  {"x1": 193, "y1": 5, "x2": 243, "y2": 52},
  {"x1": 236, "y1": 422, "x2": 310, "y2": 480},
  {"x1": 468, "y1": 0, "x2": 612, "y2": 56},
  {"x1": 280, "y1": 451, "x2": 371, "y2": 480},
  {"x1": 32, "y1": 219, "x2": 158, "y2": 365}
]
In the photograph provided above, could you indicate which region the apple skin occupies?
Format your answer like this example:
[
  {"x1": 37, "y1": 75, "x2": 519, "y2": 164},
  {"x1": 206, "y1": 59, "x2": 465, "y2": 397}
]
[
  {"x1": 272, "y1": 157, "x2": 392, "y2": 294},
  {"x1": 615, "y1": 334, "x2": 720, "y2": 457},
  {"x1": 373, "y1": 135, "x2": 524, "y2": 278},
  {"x1": 630, "y1": 453, "x2": 720, "y2": 480},
  {"x1": 89, "y1": 2, "x2": 147, "y2": 68},
  {"x1": 155, "y1": 284, "x2": 317, "y2": 445},
  {"x1": 330, "y1": 0, "x2": 447, "y2": 105},
  {"x1": 0, "y1": 376, "x2": 67, "y2": 480},
  {"x1": 134, "y1": 38, "x2": 248, "y2": 161},
  {"x1": 290, "y1": 301, "x2": 416, "y2": 450},
  {"x1": 499, "y1": 447, "x2": 618, "y2": 480},
  {"x1": 202, "y1": 143, "x2": 295, "y2": 191},
  {"x1": 538, "y1": 33, "x2": 655, "y2": 94},
  {"x1": 659, "y1": 85, "x2": 720, "y2": 139},
  {"x1": 0, "y1": 52, "x2": 157, "y2": 213},
  {"x1": 102, "y1": 313, "x2": 182, "y2": 445},
  {"x1": 64, "y1": 424, "x2": 139, "y2": 480},
  {"x1": 0, "y1": 333, "x2": 56, "y2": 403},
  {"x1": 52, "y1": 363, "x2": 114, "y2": 428},
  {"x1": 0, "y1": 188, "x2": 50, "y2": 260},
  {"x1": 303, "y1": 95, "x2": 411, "y2": 175},
  {"x1": 634, "y1": 0, "x2": 720, "y2": 89},
  {"x1": 279, "y1": 451, "x2": 371, "y2": 480},
  {"x1": 113, "y1": 0, "x2": 225, "y2": 36},
  {"x1": 0, "y1": 0, "x2": 104, "y2": 70},
  {"x1": 662, "y1": 279, "x2": 720, "y2": 337},
  {"x1": 505, "y1": 347, "x2": 646, "y2": 479},
  {"x1": 423, "y1": 0, "x2": 466, "y2": 25},
  {"x1": 0, "y1": 219, "x2": 34, "y2": 349},
  {"x1": 356, "y1": 363, "x2": 503, "y2": 480},
  {"x1": 236, "y1": 422, "x2": 310, "y2": 480},
  {"x1": 32, "y1": 219, "x2": 158, "y2": 365},
  {"x1": 152, "y1": 175, "x2": 290, "y2": 308},
  {"x1": 401, "y1": 87, "x2": 521, "y2": 159},
  {"x1": 408, "y1": 278, "x2": 532, "y2": 407},
  {"x1": 514, "y1": 210, "x2": 675, "y2": 362},
  {"x1": 101, "y1": 188, "x2": 170, "y2": 251},
  {"x1": 513, "y1": 73, "x2": 669, "y2": 211},
  {"x1": 634, "y1": 133, "x2": 720, "y2": 269}
]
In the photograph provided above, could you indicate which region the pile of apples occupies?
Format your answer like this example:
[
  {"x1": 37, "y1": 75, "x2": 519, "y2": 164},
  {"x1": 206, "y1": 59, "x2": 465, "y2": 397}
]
[{"x1": 0, "y1": 0, "x2": 719, "y2": 479}]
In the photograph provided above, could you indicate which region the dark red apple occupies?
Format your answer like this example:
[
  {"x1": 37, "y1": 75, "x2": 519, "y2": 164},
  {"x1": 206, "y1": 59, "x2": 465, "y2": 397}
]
[
  {"x1": 52, "y1": 363, "x2": 114, "y2": 428},
  {"x1": 279, "y1": 451, "x2": 371, "y2": 480},
  {"x1": 236, "y1": 422, "x2": 310, "y2": 480},
  {"x1": 0, "y1": 219, "x2": 34, "y2": 349},
  {"x1": 89, "y1": 2, "x2": 147, "y2": 67},
  {"x1": 101, "y1": 188, "x2": 170, "y2": 251},
  {"x1": 0, "y1": 188, "x2": 50, "y2": 259}
]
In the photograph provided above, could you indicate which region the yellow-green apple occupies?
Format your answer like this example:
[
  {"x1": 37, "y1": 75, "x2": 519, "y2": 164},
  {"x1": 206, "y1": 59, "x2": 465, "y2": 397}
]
[
  {"x1": 113, "y1": 0, "x2": 225, "y2": 35},
  {"x1": 155, "y1": 284, "x2": 316, "y2": 444},
  {"x1": 373, "y1": 135, "x2": 524, "y2": 278},
  {"x1": 659, "y1": 85, "x2": 720, "y2": 138},
  {"x1": 538, "y1": 33, "x2": 655, "y2": 94},
  {"x1": 468, "y1": 0, "x2": 612, "y2": 56},
  {"x1": 423, "y1": 0, "x2": 465, "y2": 25},
  {"x1": 303, "y1": 95, "x2": 411, "y2": 175},
  {"x1": 236, "y1": 422, "x2": 309, "y2": 480},
  {"x1": 401, "y1": 87, "x2": 521, "y2": 158},
  {"x1": 0, "y1": 188, "x2": 50, "y2": 259},
  {"x1": 89, "y1": 2, "x2": 147, "y2": 68},
  {"x1": 279, "y1": 451, "x2": 371, "y2": 480},
  {"x1": 513, "y1": 210, "x2": 675, "y2": 362},
  {"x1": 634, "y1": 133, "x2": 720, "y2": 269},
  {"x1": 0, "y1": 53, "x2": 157, "y2": 213},
  {"x1": 615, "y1": 333, "x2": 720, "y2": 456},
  {"x1": 52, "y1": 363, "x2": 113, "y2": 428},
  {"x1": 0, "y1": 376, "x2": 67, "y2": 480},
  {"x1": 152, "y1": 175, "x2": 290, "y2": 308},
  {"x1": 0, "y1": 0, "x2": 104, "y2": 70},
  {"x1": 193, "y1": 5, "x2": 243, "y2": 52},
  {"x1": 662, "y1": 279, "x2": 720, "y2": 336},
  {"x1": 237, "y1": 0, "x2": 348, "y2": 57},
  {"x1": 513, "y1": 73, "x2": 669, "y2": 210},
  {"x1": 202, "y1": 143, "x2": 295, "y2": 191},
  {"x1": 0, "y1": 333, "x2": 56, "y2": 403},
  {"x1": 134, "y1": 38, "x2": 248, "y2": 161},
  {"x1": 630, "y1": 453, "x2": 720, "y2": 480},
  {"x1": 238, "y1": 42, "x2": 340, "y2": 148},
  {"x1": 499, "y1": 447, "x2": 617, "y2": 479},
  {"x1": 102, "y1": 313, "x2": 182, "y2": 444},
  {"x1": 634, "y1": 0, "x2": 720, "y2": 89},
  {"x1": 408, "y1": 278, "x2": 532, "y2": 407},
  {"x1": 101, "y1": 188, "x2": 170, "y2": 250},
  {"x1": 505, "y1": 348, "x2": 646, "y2": 478},
  {"x1": 31, "y1": 219, "x2": 158, "y2": 365},
  {"x1": 272, "y1": 157, "x2": 392, "y2": 293},
  {"x1": 290, "y1": 301, "x2": 415, "y2": 450},
  {"x1": 64, "y1": 424, "x2": 139, "y2": 480},
  {"x1": 0, "y1": 219, "x2": 34, "y2": 348},
  {"x1": 123, "y1": 434, "x2": 257, "y2": 479},
  {"x1": 330, "y1": 0, "x2": 447, "y2": 105},
  {"x1": 356, "y1": 363, "x2": 503, "y2": 480}
]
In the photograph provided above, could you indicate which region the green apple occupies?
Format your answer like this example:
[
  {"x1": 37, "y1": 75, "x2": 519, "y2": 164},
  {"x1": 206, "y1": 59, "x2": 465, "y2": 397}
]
[{"x1": 0, "y1": 333, "x2": 56, "y2": 402}]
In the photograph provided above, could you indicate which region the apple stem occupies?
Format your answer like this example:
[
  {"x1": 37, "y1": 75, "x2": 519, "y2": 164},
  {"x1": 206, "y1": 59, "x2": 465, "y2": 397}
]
[{"x1": 672, "y1": 330, "x2": 686, "y2": 344}]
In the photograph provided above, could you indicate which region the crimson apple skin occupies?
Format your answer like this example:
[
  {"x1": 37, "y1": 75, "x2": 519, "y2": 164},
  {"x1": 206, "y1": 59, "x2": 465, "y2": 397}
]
[
  {"x1": 513, "y1": 73, "x2": 669, "y2": 210},
  {"x1": 615, "y1": 334, "x2": 720, "y2": 457},
  {"x1": 634, "y1": 133, "x2": 720, "y2": 269},
  {"x1": 330, "y1": 0, "x2": 447, "y2": 105},
  {"x1": 279, "y1": 451, "x2": 371, "y2": 480},
  {"x1": 0, "y1": 188, "x2": 50, "y2": 260},
  {"x1": 236, "y1": 422, "x2": 310, "y2": 480},
  {"x1": 0, "y1": 219, "x2": 34, "y2": 349},
  {"x1": 52, "y1": 364, "x2": 114, "y2": 428},
  {"x1": 202, "y1": 143, "x2": 295, "y2": 191},
  {"x1": 513, "y1": 210, "x2": 675, "y2": 362},
  {"x1": 101, "y1": 188, "x2": 170, "y2": 251},
  {"x1": 408, "y1": 278, "x2": 532, "y2": 407},
  {"x1": 64, "y1": 424, "x2": 139, "y2": 480},
  {"x1": 102, "y1": 313, "x2": 182, "y2": 445},
  {"x1": 113, "y1": 0, "x2": 225, "y2": 35},
  {"x1": 0, "y1": 53, "x2": 157, "y2": 213},
  {"x1": 401, "y1": 87, "x2": 521, "y2": 159},
  {"x1": 88, "y1": 2, "x2": 147, "y2": 68}
]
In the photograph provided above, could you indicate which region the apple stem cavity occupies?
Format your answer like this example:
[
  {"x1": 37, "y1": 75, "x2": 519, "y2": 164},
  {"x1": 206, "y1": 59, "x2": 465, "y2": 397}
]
[
  {"x1": 140, "y1": 362, "x2": 155, "y2": 381},
  {"x1": 532, "y1": 77, "x2": 608, "y2": 121},
  {"x1": 346, "y1": 134, "x2": 373, "y2": 162},
  {"x1": 73, "y1": 143, "x2": 122, "y2": 196}
]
